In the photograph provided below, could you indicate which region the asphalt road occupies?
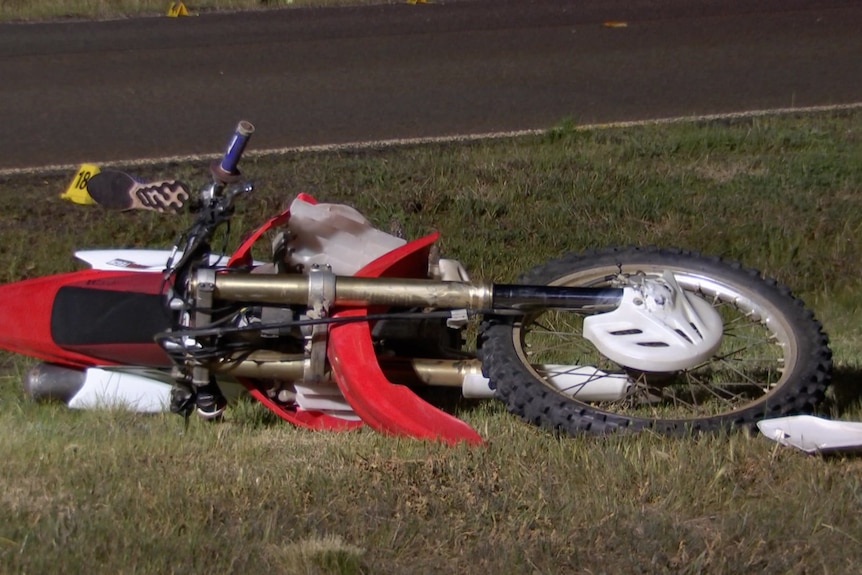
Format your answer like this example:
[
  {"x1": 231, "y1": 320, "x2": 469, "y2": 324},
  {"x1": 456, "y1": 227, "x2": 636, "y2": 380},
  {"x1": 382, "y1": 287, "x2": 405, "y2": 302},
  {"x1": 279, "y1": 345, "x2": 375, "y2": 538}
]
[{"x1": 1, "y1": 0, "x2": 860, "y2": 171}]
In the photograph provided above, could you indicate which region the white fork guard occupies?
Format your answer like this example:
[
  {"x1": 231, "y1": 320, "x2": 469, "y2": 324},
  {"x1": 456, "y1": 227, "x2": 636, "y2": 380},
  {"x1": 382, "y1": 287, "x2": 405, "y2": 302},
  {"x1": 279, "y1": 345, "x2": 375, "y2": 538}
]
[
  {"x1": 583, "y1": 272, "x2": 723, "y2": 372},
  {"x1": 462, "y1": 367, "x2": 629, "y2": 401}
]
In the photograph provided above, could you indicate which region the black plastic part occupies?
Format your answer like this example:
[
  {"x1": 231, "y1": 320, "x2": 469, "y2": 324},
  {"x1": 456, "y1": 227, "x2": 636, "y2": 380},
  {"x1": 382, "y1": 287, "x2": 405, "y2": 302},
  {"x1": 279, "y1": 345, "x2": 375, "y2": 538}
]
[{"x1": 493, "y1": 284, "x2": 622, "y2": 311}]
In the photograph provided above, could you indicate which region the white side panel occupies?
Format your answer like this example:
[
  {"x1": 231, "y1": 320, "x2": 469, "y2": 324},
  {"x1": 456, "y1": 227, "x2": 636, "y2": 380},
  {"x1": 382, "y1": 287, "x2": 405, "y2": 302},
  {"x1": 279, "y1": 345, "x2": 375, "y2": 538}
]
[
  {"x1": 67, "y1": 368, "x2": 174, "y2": 412},
  {"x1": 75, "y1": 249, "x2": 233, "y2": 272}
]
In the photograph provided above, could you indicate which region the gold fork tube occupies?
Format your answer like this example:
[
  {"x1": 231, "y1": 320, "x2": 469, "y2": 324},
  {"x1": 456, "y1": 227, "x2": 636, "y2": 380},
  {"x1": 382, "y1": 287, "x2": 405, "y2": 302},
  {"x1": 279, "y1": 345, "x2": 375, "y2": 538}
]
[
  {"x1": 213, "y1": 274, "x2": 493, "y2": 310},
  {"x1": 210, "y1": 350, "x2": 306, "y2": 379},
  {"x1": 406, "y1": 358, "x2": 484, "y2": 387},
  {"x1": 209, "y1": 350, "x2": 481, "y2": 388}
]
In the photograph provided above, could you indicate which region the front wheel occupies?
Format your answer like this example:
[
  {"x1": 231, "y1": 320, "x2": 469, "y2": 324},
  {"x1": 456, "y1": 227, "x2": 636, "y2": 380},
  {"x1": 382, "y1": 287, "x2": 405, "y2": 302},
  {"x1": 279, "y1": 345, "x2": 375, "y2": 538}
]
[{"x1": 479, "y1": 247, "x2": 832, "y2": 435}]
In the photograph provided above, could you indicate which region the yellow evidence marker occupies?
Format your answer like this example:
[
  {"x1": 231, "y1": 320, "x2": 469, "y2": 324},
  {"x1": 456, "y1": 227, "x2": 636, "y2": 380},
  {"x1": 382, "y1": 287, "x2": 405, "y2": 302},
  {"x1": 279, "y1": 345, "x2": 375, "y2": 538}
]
[
  {"x1": 166, "y1": 2, "x2": 190, "y2": 17},
  {"x1": 60, "y1": 163, "x2": 100, "y2": 205}
]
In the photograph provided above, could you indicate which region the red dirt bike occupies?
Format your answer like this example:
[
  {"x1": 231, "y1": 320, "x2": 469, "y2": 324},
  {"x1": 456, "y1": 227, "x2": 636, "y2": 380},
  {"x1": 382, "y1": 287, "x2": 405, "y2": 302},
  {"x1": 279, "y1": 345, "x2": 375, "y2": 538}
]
[{"x1": 1, "y1": 122, "x2": 832, "y2": 444}]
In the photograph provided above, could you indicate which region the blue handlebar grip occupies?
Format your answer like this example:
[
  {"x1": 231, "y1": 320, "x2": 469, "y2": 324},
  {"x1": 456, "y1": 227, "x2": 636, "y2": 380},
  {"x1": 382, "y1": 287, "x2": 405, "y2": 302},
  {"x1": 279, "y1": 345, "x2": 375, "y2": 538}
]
[{"x1": 219, "y1": 120, "x2": 255, "y2": 175}]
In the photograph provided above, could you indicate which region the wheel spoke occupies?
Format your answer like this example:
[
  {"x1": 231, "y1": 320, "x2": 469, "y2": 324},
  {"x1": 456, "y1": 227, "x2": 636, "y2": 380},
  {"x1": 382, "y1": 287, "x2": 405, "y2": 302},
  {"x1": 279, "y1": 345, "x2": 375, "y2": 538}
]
[
  {"x1": 484, "y1": 248, "x2": 827, "y2": 435},
  {"x1": 522, "y1": 284, "x2": 787, "y2": 415}
]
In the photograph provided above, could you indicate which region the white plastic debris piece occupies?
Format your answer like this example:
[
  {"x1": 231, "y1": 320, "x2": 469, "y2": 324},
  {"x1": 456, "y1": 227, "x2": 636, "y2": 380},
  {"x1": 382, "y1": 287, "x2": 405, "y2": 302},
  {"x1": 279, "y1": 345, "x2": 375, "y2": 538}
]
[
  {"x1": 293, "y1": 382, "x2": 360, "y2": 421},
  {"x1": 757, "y1": 415, "x2": 862, "y2": 454}
]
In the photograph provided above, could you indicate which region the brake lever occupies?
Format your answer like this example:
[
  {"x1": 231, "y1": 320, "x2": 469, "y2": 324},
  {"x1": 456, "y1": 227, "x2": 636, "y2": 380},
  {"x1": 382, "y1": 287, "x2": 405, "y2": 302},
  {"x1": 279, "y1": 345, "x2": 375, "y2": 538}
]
[{"x1": 223, "y1": 181, "x2": 255, "y2": 205}]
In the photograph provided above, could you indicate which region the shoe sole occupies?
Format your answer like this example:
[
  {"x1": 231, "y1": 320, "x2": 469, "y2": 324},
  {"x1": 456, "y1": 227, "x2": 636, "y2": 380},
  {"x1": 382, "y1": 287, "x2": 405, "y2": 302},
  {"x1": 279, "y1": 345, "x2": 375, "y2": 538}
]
[{"x1": 86, "y1": 170, "x2": 190, "y2": 213}]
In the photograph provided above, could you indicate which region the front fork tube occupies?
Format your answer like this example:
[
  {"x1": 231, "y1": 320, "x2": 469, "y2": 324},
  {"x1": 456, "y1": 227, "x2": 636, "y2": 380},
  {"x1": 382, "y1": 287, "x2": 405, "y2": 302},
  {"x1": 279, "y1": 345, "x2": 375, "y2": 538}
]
[
  {"x1": 209, "y1": 272, "x2": 623, "y2": 313},
  {"x1": 180, "y1": 270, "x2": 623, "y2": 390}
]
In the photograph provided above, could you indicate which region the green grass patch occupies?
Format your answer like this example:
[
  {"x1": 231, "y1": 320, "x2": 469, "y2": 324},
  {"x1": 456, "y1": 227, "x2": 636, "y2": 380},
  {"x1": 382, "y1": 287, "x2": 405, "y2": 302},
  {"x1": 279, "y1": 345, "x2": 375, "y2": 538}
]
[{"x1": 1, "y1": 109, "x2": 862, "y2": 572}]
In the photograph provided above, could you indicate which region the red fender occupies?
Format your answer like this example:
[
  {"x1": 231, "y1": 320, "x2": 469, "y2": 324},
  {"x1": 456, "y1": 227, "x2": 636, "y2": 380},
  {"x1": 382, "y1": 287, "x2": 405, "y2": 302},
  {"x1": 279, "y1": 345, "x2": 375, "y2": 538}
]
[
  {"x1": 228, "y1": 193, "x2": 362, "y2": 431},
  {"x1": 327, "y1": 233, "x2": 484, "y2": 445},
  {"x1": 226, "y1": 193, "x2": 483, "y2": 442}
]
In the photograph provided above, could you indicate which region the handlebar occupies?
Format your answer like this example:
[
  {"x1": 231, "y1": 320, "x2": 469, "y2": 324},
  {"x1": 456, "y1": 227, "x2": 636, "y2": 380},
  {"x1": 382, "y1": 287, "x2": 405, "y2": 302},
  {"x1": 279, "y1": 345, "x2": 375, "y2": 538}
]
[
  {"x1": 211, "y1": 120, "x2": 255, "y2": 184},
  {"x1": 164, "y1": 121, "x2": 256, "y2": 278}
]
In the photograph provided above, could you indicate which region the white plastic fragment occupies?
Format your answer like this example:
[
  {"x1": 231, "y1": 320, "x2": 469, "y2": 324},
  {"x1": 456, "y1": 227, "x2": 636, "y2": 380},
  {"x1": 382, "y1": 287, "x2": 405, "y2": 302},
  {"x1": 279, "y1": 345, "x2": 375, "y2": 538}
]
[{"x1": 757, "y1": 415, "x2": 862, "y2": 454}]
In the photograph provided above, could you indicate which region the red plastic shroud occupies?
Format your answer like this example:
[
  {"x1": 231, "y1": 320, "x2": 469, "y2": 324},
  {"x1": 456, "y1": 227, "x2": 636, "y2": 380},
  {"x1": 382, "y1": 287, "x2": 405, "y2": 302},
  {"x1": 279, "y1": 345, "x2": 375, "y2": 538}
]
[
  {"x1": 326, "y1": 236, "x2": 485, "y2": 446},
  {"x1": 226, "y1": 193, "x2": 360, "y2": 431},
  {"x1": 232, "y1": 194, "x2": 484, "y2": 443}
]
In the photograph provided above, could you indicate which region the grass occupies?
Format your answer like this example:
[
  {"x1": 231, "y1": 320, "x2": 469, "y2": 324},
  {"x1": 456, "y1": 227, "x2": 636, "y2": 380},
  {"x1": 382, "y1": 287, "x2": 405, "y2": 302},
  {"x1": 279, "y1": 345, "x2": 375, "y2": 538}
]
[
  {"x1": 1, "y1": 109, "x2": 862, "y2": 572},
  {"x1": 0, "y1": 0, "x2": 401, "y2": 22}
]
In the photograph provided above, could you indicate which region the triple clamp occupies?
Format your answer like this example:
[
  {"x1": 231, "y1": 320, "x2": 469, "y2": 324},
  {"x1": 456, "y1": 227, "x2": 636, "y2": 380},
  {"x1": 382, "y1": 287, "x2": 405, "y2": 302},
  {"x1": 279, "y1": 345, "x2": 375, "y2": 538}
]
[{"x1": 304, "y1": 265, "x2": 336, "y2": 384}]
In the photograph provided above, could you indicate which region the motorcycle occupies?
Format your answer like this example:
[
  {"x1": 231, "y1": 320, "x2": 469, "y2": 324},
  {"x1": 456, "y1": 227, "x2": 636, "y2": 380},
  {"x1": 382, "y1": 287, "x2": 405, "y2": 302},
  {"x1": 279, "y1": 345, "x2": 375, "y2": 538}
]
[{"x1": 1, "y1": 122, "x2": 833, "y2": 444}]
